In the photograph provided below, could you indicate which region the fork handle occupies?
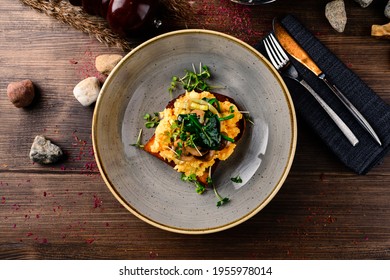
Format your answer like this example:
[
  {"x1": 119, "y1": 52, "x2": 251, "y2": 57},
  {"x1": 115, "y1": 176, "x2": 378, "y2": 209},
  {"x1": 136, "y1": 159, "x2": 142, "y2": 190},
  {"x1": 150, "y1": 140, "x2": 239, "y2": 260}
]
[{"x1": 300, "y1": 80, "x2": 359, "y2": 146}]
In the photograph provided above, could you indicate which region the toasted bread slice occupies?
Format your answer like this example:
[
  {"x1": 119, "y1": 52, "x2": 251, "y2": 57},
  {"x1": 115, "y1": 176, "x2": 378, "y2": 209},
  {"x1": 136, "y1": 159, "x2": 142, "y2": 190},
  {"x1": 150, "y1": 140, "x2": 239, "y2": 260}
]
[{"x1": 143, "y1": 91, "x2": 246, "y2": 185}]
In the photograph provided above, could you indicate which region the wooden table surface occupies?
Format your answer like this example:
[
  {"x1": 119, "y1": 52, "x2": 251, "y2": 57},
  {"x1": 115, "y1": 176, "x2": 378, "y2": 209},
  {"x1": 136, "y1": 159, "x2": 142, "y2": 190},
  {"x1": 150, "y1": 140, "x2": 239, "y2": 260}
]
[{"x1": 1, "y1": 0, "x2": 390, "y2": 260}]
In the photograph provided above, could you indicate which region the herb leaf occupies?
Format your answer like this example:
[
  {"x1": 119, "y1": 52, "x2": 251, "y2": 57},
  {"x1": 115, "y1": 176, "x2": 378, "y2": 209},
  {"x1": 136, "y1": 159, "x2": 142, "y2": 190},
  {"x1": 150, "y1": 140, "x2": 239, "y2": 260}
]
[
  {"x1": 195, "y1": 181, "x2": 206, "y2": 194},
  {"x1": 181, "y1": 173, "x2": 205, "y2": 194},
  {"x1": 221, "y1": 133, "x2": 235, "y2": 143},
  {"x1": 231, "y1": 175, "x2": 243, "y2": 183},
  {"x1": 218, "y1": 114, "x2": 235, "y2": 121},
  {"x1": 144, "y1": 112, "x2": 160, "y2": 129},
  {"x1": 181, "y1": 173, "x2": 197, "y2": 182},
  {"x1": 168, "y1": 63, "x2": 212, "y2": 96},
  {"x1": 216, "y1": 197, "x2": 230, "y2": 207},
  {"x1": 177, "y1": 111, "x2": 221, "y2": 150},
  {"x1": 206, "y1": 170, "x2": 230, "y2": 207},
  {"x1": 208, "y1": 176, "x2": 230, "y2": 207}
]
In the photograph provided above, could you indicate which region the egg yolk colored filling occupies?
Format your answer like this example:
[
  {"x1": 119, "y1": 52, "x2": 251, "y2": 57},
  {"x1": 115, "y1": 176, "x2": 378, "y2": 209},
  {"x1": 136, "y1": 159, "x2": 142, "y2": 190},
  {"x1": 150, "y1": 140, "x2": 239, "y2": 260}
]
[{"x1": 150, "y1": 90, "x2": 243, "y2": 177}]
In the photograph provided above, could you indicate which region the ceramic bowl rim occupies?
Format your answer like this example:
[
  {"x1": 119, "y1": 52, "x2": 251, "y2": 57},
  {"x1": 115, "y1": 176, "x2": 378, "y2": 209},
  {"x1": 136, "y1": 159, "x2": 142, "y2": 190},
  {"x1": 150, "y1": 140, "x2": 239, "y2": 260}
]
[{"x1": 92, "y1": 29, "x2": 297, "y2": 234}]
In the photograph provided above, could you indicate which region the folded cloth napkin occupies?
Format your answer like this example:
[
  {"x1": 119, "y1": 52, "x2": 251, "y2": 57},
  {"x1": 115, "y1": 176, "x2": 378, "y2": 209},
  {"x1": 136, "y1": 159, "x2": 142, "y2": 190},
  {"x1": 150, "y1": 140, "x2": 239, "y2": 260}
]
[{"x1": 255, "y1": 14, "x2": 390, "y2": 174}]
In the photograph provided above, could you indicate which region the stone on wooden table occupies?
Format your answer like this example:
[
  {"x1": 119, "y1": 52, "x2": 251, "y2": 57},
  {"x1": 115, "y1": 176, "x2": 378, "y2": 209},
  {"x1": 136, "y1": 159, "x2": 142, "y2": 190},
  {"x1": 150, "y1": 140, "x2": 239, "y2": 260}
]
[
  {"x1": 385, "y1": 0, "x2": 390, "y2": 18},
  {"x1": 325, "y1": 0, "x2": 347, "y2": 33},
  {"x1": 95, "y1": 54, "x2": 123, "y2": 75},
  {"x1": 29, "y1": 135, "x2": 63, "y2": 164},
  {"x1": 73, "y1": 77, "x2": 101, "y2": 106},
  {"x1": 6, "y1": 79, "x2": 35, "y2": 108},
  {"x1": 354, "y1": 0, "x2": 373, "y2": 8}
]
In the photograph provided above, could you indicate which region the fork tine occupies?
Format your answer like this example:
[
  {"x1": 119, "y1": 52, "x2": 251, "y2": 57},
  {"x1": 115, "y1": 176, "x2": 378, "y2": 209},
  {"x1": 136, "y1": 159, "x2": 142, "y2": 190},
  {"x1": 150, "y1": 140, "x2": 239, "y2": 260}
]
[
  {"x1": 264, "y1": 37, "x2": 280, "y2": 69},
  {"x1": 269, "y1": 33, "x2": 289, "y2": 63}
]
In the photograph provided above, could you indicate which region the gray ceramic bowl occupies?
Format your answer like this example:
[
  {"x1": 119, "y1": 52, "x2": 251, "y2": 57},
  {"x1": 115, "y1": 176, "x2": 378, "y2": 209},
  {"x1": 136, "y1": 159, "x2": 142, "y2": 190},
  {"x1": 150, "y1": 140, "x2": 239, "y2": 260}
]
[{"x1": 92, "y1": 29, "x2": 296, "y2": 234}]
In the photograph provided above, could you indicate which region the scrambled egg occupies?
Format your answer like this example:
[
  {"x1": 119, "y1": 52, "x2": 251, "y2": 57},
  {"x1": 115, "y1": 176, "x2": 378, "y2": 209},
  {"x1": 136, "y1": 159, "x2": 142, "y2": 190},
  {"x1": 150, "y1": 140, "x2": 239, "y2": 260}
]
[{"x1": 150, "y1": 90, "x2": 243, "y2": 177}]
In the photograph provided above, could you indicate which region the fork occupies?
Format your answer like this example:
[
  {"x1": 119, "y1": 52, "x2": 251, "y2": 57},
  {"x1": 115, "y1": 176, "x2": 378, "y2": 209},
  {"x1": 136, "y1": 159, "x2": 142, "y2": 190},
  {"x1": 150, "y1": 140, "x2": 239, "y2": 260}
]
[{"x1": 264, "y1": 33, "x2": 359, "y2": 146}]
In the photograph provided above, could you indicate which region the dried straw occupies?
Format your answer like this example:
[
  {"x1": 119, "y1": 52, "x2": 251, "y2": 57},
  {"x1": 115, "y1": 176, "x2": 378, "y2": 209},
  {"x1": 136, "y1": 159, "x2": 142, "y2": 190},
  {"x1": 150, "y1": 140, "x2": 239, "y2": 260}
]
[{"x1": 19, "y1": 0, "x2": 193, "y2": 51}]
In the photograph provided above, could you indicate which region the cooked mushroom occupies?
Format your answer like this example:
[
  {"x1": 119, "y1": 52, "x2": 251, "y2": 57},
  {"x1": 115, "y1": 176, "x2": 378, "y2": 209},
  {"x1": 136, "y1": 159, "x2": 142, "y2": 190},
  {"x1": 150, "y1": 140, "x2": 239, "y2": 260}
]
[
  {"x1": 185, "y1": 146, "x2": 203, "y2": 157},
  {"x1": 190, "y1": 109, "x2": 205, "y2": 124}
]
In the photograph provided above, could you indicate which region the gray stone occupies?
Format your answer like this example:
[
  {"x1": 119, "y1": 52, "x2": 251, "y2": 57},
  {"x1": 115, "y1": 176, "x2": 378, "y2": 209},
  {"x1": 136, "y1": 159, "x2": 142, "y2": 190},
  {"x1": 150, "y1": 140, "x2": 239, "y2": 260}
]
[
  {"x1": 29, "y1": 135, "x2": 63, "y2": 164},
  {"x1": 385, "y1": 0, "x2": 390, "y2": 19},
  {"x1": 354, "y1": 0, "x2": 373, "y2": 8},
  {"x1": 326, "y1": 0, "x2": 347, "y2": 33}
]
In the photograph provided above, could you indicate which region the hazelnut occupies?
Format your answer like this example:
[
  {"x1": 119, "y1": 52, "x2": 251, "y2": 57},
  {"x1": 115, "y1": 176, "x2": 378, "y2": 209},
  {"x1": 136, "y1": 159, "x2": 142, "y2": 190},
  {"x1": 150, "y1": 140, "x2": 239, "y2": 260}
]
[{"x1": 7, "y1": 79, "x2": 35, "y2": 108}]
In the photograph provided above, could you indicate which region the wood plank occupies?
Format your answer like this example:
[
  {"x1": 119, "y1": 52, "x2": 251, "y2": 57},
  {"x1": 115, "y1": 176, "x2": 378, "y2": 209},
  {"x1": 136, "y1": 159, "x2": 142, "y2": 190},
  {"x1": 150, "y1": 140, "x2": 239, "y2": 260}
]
[
  {"x1": 1, "y1": 171, "x2": 390, "y2": 259},
  {"x1": 0, "y1": 0, "x2": 390, "y2": 260}
]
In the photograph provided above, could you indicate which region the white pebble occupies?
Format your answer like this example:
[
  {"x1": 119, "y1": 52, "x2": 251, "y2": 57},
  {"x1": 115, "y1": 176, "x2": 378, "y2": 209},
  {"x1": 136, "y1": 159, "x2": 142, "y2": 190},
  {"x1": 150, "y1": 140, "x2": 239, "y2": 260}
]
[
  {"x1": 73, "y1": 77, "x2": 101, "y2": 106},
  {"x1": 325, "y1": 0, "x2": 347, "y2": 33}
]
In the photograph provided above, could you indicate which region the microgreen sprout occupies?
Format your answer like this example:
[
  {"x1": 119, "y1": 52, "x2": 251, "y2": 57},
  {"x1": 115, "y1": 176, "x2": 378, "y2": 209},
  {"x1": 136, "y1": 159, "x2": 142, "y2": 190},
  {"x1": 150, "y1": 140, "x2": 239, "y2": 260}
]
[
  {"x1": 130, "y1": 129, "x2": 144, "y2": 149},
  {"x1": 195, "y1": 182, "x2": 206, "y2": 194},
  {"x1": 207, "y1": 168, "x2": 230, "y2": 207},
  {"x1": 231, "y1": 175, "x2": 243, "y2": 183},
  {"x1": 214, "y1": 186, "x2": 230, "y2": 207},
  {"x1": 241, "y1": 112, "x2": 254, "y2": 125},
  {"x1": 181, "y1": 173, "x2": 205, "y2": 194},
  {"x1": 168, "y1": 63, "x2": 212, "y2": 97},
  {"x1": 143, "y1": 112, "x2": 160, "y2": 128}
]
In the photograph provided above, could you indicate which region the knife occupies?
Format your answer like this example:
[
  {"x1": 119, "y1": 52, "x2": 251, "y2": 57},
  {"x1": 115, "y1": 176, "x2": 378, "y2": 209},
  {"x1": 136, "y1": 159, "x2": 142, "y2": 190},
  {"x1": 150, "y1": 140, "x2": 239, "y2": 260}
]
[{"x1": 273, "y1": 19, "x2": 382, "y2": 146}]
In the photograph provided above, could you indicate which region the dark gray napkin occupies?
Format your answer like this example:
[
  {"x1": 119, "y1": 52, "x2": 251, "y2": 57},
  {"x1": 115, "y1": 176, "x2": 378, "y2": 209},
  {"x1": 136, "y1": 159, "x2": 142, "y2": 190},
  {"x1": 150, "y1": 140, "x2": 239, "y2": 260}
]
[{"x1": 255, "y1": 14, "x2": 390, "y2": 174}]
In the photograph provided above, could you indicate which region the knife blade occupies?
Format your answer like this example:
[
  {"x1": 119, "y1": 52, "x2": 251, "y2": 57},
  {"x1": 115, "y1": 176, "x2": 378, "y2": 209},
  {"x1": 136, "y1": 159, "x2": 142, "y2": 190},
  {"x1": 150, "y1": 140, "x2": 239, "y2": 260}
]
[{"x1": 273, "y1": 19, "x2": 382, "y2": 146}]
